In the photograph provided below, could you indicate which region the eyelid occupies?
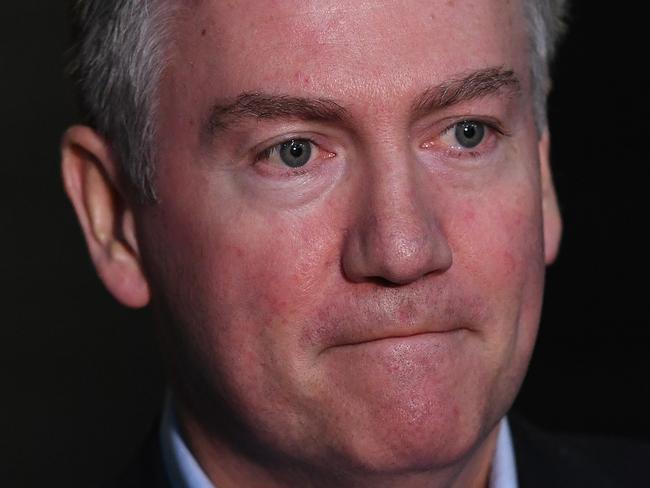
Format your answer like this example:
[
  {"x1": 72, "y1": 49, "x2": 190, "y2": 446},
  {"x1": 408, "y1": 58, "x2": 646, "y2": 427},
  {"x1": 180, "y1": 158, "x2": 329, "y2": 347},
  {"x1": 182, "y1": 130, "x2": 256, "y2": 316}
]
[
  {"x1": 254, "y1": 137, "x2": 316, "y2": 163},
  {"x1": 251, "y1": 131, "x2": 334, "y2": 160},
  {"x1": 421, "y1": 117, "x2": 507, "y2": 148},
  {"x1": 249, "y1": 134, "x2": 339, "y2": 180},
  {"x1": 417, "y1": 117, "x2": 510, "y2": 164},
  {"x1": 441, "y1": 117, "x2": 508, "y2": 138}
]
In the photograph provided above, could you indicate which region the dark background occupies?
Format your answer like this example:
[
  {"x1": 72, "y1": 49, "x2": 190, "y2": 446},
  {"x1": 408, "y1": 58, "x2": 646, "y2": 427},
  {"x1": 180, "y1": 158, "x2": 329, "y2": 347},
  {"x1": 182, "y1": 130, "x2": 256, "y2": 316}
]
[{"x1": 1, "y1": 1, "x2": 648, "y2": 486}]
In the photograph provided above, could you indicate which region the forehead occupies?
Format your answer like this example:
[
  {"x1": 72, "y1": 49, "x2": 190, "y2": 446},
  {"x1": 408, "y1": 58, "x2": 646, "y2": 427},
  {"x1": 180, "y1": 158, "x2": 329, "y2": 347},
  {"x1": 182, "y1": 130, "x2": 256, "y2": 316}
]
[{"x1": 167, "y1": 0, "x2": 529, "y2": 102}]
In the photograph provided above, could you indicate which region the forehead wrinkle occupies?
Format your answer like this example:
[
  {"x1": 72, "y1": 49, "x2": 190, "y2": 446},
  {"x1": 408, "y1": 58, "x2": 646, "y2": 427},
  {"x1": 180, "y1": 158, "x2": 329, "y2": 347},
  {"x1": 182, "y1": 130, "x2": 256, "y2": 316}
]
[
  {"x1": 411, "y1": 66, "x2": 522, "y2": 118},
  {"x1": 205, "y1": 92, "x2": 350, "y2": 136}
]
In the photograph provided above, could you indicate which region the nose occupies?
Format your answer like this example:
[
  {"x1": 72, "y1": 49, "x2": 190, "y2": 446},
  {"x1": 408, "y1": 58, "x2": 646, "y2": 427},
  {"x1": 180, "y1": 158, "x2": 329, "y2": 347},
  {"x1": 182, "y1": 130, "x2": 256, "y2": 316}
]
[{"x1": 341, "y1": 152, "x2": 452, "y2": 285}]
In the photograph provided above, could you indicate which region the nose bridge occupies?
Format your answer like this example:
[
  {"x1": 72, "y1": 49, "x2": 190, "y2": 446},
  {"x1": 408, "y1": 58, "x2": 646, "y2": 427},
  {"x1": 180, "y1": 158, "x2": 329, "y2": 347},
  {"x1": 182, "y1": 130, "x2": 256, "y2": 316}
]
[
  {"x1": 342, "y1": 145, "x2": 452, "y2": 285},
  {"x1": 368, "y1": 156, "x2": 430, "y2": 254}
]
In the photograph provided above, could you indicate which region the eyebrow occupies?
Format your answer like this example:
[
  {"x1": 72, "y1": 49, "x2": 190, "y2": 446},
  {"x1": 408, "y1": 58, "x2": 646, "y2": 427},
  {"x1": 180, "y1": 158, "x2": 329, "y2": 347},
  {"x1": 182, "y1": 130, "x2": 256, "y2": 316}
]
[
  {"x1": 204, "y1": 66, "x2": 520, "y2": 136},
  {"x1": 411, "y1": 67, "x2": 521, "y2": 118},
  {"x1": 205, "y1": 93, "x2": 349, "y2": 135}
]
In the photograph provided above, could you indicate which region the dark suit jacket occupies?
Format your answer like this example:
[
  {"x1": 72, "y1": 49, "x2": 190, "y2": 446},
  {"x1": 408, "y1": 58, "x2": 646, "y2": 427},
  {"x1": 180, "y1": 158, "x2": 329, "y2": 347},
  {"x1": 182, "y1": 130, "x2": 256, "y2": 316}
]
[
  {"x1": 508, "y1": 414, "x2": 650, "y2": 487},
  {"x1": 107, "y1": 415, "x2": 650, "y2": 487}
]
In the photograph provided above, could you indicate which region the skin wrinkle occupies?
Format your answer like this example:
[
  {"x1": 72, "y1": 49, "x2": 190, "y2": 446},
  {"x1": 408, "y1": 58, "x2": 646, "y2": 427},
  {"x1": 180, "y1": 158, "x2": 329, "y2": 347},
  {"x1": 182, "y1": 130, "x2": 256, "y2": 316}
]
[
  {"x1": 308, "y1": 277, "x2": 495, "y2": 353},
  {"x1": 57, "y1": 1, "x2": 570, "y2": 487},
  {"x1": 206, "y1": 94, "x2": 348, "y2": 134},
  {"x1": 69, "y1": 0, "x2": 565, "y2": 201},
  {"x1": 66, "y1": 0, "x2": 562, "y2": 486},
  {"x1": 411, "y1": 67, "x2": 522, "y2": 119},
  {"x1": 203, "y1": 67, "x2": 521, "y2": 140}
]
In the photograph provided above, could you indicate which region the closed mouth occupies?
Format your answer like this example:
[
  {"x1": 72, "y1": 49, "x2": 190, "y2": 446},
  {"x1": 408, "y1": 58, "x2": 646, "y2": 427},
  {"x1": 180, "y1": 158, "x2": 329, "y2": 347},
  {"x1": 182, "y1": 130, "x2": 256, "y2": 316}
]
[{"x1": 329, "y1": 327, "x2": 468, "y2": 350}]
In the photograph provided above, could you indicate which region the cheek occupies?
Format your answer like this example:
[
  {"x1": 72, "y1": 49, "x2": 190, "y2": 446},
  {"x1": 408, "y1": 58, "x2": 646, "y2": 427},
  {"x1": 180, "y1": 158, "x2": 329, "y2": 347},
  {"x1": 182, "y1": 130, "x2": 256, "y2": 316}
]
[
  {"x1": 144, "y1": 196, "x2": 342, "y2": 360},
  {"x1": 440, "y1": 178, "x2": 546, "y2": 413},
  {"x1": 448, "y1": 177, "x2": 546, "y2": 358},
  {"x1": 453, "y1": 186, "x2": 544, "y2": 287},
  {"x1": 217, "y1": 215, "x2": 337, "y2": 322},
  {"x1": 139, "y1": 198, "x2": 344, "y2": 421}
]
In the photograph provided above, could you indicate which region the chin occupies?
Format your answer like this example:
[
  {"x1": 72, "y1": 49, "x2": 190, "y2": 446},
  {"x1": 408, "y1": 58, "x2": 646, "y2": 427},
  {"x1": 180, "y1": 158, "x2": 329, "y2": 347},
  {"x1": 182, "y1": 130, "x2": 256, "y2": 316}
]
[
  {"x1": 309, "y1": 417, "x2": 496, "y2": 488},
  {"x1": 305, "y1": 381, "x2": 504, "y2": 480}
]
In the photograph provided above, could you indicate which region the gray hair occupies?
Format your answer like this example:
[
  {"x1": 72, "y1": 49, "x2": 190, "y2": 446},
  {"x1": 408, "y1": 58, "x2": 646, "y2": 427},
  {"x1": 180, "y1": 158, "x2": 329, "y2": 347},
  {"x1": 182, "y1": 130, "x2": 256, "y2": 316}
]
[
  {"x1": 69, "y1": 0, "x2": 568, "y2": 202},
  {"x1": 524, "y1": 0, "x2": 569, "y2": 131},
  {"x1": 69, "y1": 0, "x2": 176, "y2": 201}
]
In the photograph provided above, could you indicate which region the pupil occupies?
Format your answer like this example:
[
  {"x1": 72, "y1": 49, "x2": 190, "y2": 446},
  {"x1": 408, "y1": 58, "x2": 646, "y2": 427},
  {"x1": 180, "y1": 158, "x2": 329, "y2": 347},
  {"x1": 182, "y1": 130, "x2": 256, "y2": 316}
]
[
  {"x1": 290, "y1": 143, "x2": 304, "y2": 158},
  {"x1": 463, "y1": 125, "x2": 476, "y2": 139}
]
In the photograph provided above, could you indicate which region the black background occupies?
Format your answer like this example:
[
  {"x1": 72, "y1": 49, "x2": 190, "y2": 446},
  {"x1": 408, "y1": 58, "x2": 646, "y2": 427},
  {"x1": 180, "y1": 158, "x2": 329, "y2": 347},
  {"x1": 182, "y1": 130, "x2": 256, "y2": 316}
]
[{"x1": 1, "y1": 1, "x2": 648, "y2": 486}]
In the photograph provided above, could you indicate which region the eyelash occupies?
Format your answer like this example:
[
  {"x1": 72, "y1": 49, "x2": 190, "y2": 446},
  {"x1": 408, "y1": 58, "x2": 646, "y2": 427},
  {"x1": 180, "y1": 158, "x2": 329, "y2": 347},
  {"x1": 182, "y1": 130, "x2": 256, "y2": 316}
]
[
  {"x1": 251, "y1": 118, "x2": 507, "y2": 175},
  {"x1": 252, "y1": 137, "x2": 331, "y2": 178},
  {"x1": 253, "y1": 141, "x2": 315, "y2": 163},
  {"x1": 433, "y1": 119, "x2": 507, "y2": 159}
]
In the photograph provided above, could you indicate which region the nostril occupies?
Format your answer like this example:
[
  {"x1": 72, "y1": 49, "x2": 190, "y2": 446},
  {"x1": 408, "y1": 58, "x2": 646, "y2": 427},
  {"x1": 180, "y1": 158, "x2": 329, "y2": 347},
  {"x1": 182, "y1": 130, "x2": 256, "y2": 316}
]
[
  {"x1": 340, "y1": 172, "x2": 454, "y2": 285},
  {"x1": 341, "y1": 213, "x2": 453, "y2": 285},
  {"x1": 373, "y1": 230, "x2": 451, "y2": 281},
  {"x1": 365, "y1": 276, "x2": 407, "y2": 288}
]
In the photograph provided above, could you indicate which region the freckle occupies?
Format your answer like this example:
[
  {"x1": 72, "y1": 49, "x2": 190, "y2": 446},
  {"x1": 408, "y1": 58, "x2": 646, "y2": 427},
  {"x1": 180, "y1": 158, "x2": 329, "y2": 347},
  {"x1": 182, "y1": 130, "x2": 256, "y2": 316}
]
[{"x1": 201, "y1": 28, "x2": 206, "y2": 36}]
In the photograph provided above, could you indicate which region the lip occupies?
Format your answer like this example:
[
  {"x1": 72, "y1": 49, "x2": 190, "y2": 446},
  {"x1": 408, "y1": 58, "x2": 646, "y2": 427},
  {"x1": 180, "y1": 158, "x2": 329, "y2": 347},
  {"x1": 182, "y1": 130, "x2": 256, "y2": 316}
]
[
  {"x1": 303, "y1": 283, "x2": 487, "y2": 354},
  {"x1": 323, "y1": 327, "x2": 468, "y2": 352}
]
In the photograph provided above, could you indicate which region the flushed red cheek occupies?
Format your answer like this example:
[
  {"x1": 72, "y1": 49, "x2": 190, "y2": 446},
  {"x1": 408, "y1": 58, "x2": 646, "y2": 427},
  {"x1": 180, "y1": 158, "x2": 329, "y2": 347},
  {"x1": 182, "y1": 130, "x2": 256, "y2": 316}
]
[
  {"x1": 206, "y1": 217, "x2": 338, "y2": 325},
  {"x1": 455, "y1": 193, "x2": 541, "y2": 279}
]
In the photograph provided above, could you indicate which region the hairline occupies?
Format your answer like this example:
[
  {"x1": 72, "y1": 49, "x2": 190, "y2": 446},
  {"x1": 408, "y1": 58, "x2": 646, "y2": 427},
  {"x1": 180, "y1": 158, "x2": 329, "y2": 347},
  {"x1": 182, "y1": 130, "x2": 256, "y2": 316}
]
[{"x1": 71, "y1": 0, "x2": 566, "y2": 203}]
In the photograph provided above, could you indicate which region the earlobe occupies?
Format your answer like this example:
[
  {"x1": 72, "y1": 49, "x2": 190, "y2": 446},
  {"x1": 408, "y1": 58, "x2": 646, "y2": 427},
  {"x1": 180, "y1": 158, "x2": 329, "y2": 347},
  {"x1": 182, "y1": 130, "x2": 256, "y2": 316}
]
[
  {"x1": 61, "y1": 126, "x2": 151, "y2": 308},
  {"x1": 538, "y1": 130, "x2": 562, "y2": 265}
]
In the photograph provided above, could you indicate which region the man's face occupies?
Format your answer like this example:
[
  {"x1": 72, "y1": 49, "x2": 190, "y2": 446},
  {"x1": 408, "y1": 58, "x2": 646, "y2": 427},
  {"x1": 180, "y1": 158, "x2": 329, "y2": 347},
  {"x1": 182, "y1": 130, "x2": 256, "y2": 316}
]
[{"x1": 137, "y1": 0, "x2": 560, "y2": 475}]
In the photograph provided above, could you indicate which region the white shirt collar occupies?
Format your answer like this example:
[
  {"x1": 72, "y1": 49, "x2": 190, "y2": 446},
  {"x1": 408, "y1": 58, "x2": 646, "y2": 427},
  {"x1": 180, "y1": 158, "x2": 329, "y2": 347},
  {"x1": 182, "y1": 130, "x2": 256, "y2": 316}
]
[
  {"x1": 160, "y1": 395, "x2": 214, "y2": 488},
  {"x1": 489, "y1": 417, "x2": 519, "y2": 488},
  {"x1": 160, "y1": 398, "x2": 518, "y2": 488}
]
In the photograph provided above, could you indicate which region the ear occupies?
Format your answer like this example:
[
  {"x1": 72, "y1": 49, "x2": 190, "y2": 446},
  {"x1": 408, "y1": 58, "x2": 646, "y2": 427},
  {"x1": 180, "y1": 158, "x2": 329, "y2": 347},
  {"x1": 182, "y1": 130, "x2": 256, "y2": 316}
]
[
  {"x1": 538, "y1": 129, "x2": 562, "y2": 265},
  {"x1": 61, "y1": 125, "x2": 150, "y2": 308}
]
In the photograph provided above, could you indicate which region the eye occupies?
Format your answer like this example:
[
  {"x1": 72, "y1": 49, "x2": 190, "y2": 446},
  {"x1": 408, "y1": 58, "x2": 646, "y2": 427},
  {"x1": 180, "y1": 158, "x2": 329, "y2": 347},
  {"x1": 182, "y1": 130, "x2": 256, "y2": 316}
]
[
  {"x1": 454, "y1": 120, "x2": 485, "y2": 148},
  {"x1": 257, "y1": 138, "x2": 315, "y2": 168},
  {"x1": 421, "y1": 117, "x2": 506, "y2": 161}
]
